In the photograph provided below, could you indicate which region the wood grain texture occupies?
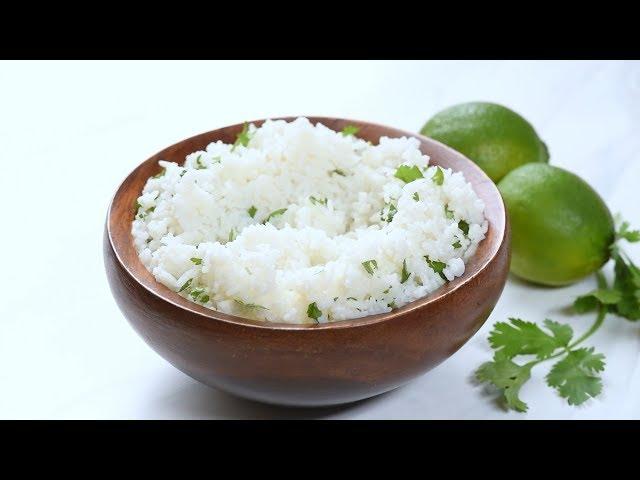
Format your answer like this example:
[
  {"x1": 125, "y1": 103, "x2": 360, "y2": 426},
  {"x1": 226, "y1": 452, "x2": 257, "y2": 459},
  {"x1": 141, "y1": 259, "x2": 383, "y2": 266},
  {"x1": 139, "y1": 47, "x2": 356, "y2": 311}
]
[{"x1": 104, "y1": 117, "x2": 510, "y2": 407}]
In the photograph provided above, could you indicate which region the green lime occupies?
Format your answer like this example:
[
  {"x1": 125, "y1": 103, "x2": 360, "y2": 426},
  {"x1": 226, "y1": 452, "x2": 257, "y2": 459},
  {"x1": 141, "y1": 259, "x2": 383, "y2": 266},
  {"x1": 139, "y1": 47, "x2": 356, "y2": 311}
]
[
  {"x1": 498, "y1": 163, "x2": 614, "y2": 286},
  {"x1": 421, "y1": 102, "x2": 549, "y2": 183}
]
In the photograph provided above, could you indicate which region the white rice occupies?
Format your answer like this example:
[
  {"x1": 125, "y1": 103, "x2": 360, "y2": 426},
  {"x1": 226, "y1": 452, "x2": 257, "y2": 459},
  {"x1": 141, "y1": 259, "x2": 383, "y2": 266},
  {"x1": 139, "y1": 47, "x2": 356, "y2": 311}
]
[{"x1": 132, "y1": 117, "x2": 488, "y2": 324}]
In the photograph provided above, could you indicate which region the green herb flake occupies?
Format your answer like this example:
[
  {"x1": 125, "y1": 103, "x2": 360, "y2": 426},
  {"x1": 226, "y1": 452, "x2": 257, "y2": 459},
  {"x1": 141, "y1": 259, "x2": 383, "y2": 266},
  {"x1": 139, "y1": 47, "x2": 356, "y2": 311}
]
[
  {"x1": 195, "y1": 154, "x2": 206, "y2": 169},
  {"x1": 247, "y1": 205, "x2": 257, "y2": 218},
  {"x1": 331, "y1": 168, "x2": 346, "y2": 177},
  {"x1": 444, "y1": 204, "x2": 455, "y2": 219},
  {"x1": 452, "y1": 240, "x2": 462, "y2": 249},
  {"x1": 153, "y1": 167, "x2": 166, "y2": 179},
  {"x1": 262, "y1": 208, "x2": 287, "y2": 224},
  {"x1": 388, "y1": 301, "x2": 397, "y2": 309},
  {"x1": 347, "y1": 297, "x2": 358, "y2": 301},
  {"x1": 400, "y1": 259, "x2": 411, "y2": 284},
  {"x1": 333, "y1": 297, "x2": 338, "y2": 301},
  {"x1": 394, "y1": 165, "x2": 424, "y2": 184},
  {"x1": 232, "y1": 122, "x2": 252, "y2": 150},
  {"x1": 234, "y1": 298, "x2": 268, "y2": 310},
  {"x1": 340, "y1": 125, "x2": 360, "y2": 137},
  {"x1": 180, "y1": 169, "x2": 187, "y2": 177},
  {"x1": 199, "y1": 295, "x2": 210, "y2": 303},
  {"x1": 178, "y1": 279, "x2": 192, "y2": 293},
  {"x1": 307, "y1": 302, "x2": 323, "y2": 322},
  {"x1": 211, "y1": 156, "x2": 222, "y2": 164},
  {"x1": 412, "y1": 192, "x2": 420, "y2": 201},
  {"x1": 228, "y1": 228, "x2": 237, "y2": 242},
  {"x1": 190, "y1": 257, "x2": 202, "y2": 265},
  {"x1": 190, "y1": 288, "x2": 205, "y2": 301},
  {"x1": 458, "y1": 220, "x2": 470, "y2": 235},
  {"x1": 425, "y1": 256, "x2": 447, "y2": 281},
  {"x1": 380, "y1": 202, "x2": 397, "y2": 223},
  {"x1": 309, "y1": 196, "x2": 328, "y2": 207},
  {"x1": 431, "y1": 166, "x2": 445, "y2": 186},
  {"x1": 362, "y1": 259, "x2": 378, "y2": 276}
]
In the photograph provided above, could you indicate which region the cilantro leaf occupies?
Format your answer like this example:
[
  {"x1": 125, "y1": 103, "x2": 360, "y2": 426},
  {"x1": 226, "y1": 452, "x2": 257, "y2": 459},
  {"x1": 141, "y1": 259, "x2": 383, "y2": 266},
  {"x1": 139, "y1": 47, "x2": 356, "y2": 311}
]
[
  {"x1": 400, "y1": 259, "x2": 411, "y2": 284},
  {"x1": 412, "y1": 192, "x2": 420, "y2": 201},
  {"x1": 574, "y1": 288, "x2": 622, "y2": 313},
  {"x1": 247, "y1": 205, "x2": 257, "y2": 218},
  {"x1": 228, "y1": 228, "x2": 237, "y2": 242},
  {"x1": 195, "y1": 154, "x2": 206, "y2": 169},
  {"x1": 380, "y1": 202, "x2": 397, "y2": 222},
  {"x1": 232, "y1": 122, "x2": 251, "y2": 150},
  {"x1": 309, "y1": 196, "x2": 328, "y2": 206},
  {"x1": 234, "y1": 298, "x2": 268, "y2": 310},
  {"x1": 424, "y1": 256, "x2": 447, "y2": 281},
  {"x1": 452, "y1": 240, "x2": 462, "y2": 249},
  {"x1": 190, "y1": 257, "x2": 202, "y2": 265},
  {"x1": 487, "y1": 318, "x2": 571, "y2": 360},
  {"x1": 546, "y1": 347, "x2": 605, "y2": 405},
  {"x1": 307, "y1": 302, "x2": 322, "y2": 322},
  {"x1": 458, "y1": 220, "x2": 470, "y2": 235},
  {"x1": 362, "y1": 259, "x2": 378, "y2": 275},
  {"x1": 611, "y1": 251, "x2": 640, "y2": 320},
  {"x1": 616, "y1": 220, "x2": 640, "y2": 243},
  {"x1": 190, "y1": 288, "x2": 205, "y2": 301},
  {"x1": 476, "y1": 353, "x2": 534, "y2": 412},
  {"x1": 444, "y1": 204, "x2": 455, "y2": 219},
  {"x1": 431, "y1": 166, "x2": 444, "y2": 186},
  {"x1": 178, "y1": 279, "x2": 192, "y2": 293},
  {"x1": 340, "y1": 125, "x2": 360, "y2": 137},
  {"x1": 262, "y1": 208, "x2": 287, "y2": 224},
  {"x1": 152, "y1": 167, "x2": 166, "y2": 179},
  {"x1": 394, "y1": 165, "x2": 424, "y2": 183},
  {"x1": 200, "y1": 294, "x2": 210, "y2": 303},
  {"x1": 331, "y1": 168, "x2": 346, "y2": 176}
]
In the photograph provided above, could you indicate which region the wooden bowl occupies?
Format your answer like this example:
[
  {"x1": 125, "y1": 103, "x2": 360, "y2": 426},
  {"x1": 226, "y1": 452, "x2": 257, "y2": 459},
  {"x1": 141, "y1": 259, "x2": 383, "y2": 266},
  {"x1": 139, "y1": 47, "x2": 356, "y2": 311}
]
[{"x1": 104, "y1": 117, "x2": 510, "y2": 407}]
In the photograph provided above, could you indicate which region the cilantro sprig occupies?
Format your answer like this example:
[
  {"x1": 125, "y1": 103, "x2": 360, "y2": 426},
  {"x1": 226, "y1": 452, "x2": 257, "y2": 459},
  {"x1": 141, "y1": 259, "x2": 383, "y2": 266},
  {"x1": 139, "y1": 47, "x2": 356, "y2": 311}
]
[
  {"x1": 476, "y1": 218, "x2": 639, "y2": 412},
  {"x1": 232, "y1": 122, "x2": 252, "y2": 151}
]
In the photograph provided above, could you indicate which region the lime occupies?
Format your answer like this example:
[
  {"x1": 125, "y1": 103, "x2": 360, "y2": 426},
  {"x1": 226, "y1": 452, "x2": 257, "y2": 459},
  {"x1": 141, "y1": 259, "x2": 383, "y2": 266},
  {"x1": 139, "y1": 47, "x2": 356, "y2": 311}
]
[
  {"x1": 498, "y1": 163, "x2": 614, "y2": 286},
  {"x1": 421, "y1": 102, "x2": 549, "y2": 183}
]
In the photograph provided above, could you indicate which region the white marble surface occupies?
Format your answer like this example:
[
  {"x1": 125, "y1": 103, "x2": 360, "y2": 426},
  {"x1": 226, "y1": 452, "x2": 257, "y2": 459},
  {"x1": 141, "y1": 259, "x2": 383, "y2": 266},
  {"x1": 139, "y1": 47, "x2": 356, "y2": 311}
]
[{"x1": 1, "y1": 60, "x2": 639, "y2": 419}]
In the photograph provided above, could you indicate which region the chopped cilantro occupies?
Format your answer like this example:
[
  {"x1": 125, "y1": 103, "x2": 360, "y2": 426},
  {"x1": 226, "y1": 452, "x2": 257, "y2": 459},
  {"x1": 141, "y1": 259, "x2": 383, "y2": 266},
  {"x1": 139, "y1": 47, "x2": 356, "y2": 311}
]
[
  {"x1": 178, "y1": 279, "x2": 192, "y2": 292},
  {"x1": 307, "y1": 302, "x2": 322, "y2": 322},
  {"x1": 309, "y1": 196, "x2": 328, "y2": 206},
  {"x1": 388, "y1": 301, "x2": 397, "y2": 309},
  {"x1": 234, "y1": 298, "x2": 268, "y2": 310},
  {"x1": 458, "y1": 220, "x2": 470, "y2": 235},
  {"x1": 199, "y1": 294, "x2": 210, "y2": 303},
  {"x1": 347, "y1": 297, "x2": 358, "y2": 301},
  {"x1": 431, "y1": 166, "x2": 444, "y2": 185},
  {"x1": 190, "y1": 257, "x2": 202, "y2": 265},
  {"x1": 262, "y1": 208, "x2": 287, "y2": 224},
  {"x1": 394, "y1": 165, "x2": 423, "y2": 183},
  {"x1": 362, "y1": 259, "x2": 378, "y2": 276},
  {"x1": 452, "y1": 240, "x2": 462, "y2": 249},
  {"x1": 153, "y1": 167, "x2": 166, "y2": 179},
  {"x1": 380, "y1": 202, "x2": 397, "y2": 223},
  {"x1": 400, "y1": 259, "x2": 411, "y2": 284},
  {"x1": 228, "y1": 228, "x2": 237, "y2": 242},
  {"x1": 425, "y1": 256, "x2": 447, "y2": 281},
  {"x1": 232, "y1": 122, "x2": 251, "y2": 150},
  {"x1": 331, "y1": 168, "x2": 346, "y2": 176},
  {"x1": 412, "y1": 192, "x2": 420, "y2": 201},
  {"x1": 444, "y1": 204, "x2": 455, "y2": 219},
  {"x1": 247, "y1": 205, "x2": 257, "y2": 218},
  {"x1": 195, "y1": 154, "x2": 206, "y2": 169},
  {"x1": 190, "y1": 288, "x2": 205, "y2": 301},
  {"x1": 340, "y1": 125, "x2": 360, "y2": 137}
]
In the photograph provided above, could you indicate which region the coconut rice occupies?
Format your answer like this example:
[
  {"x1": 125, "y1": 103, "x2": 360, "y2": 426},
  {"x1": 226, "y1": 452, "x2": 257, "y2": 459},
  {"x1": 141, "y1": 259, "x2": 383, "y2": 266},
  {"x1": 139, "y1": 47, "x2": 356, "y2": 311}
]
[{"x1": 132, "y1": 117, "x2": 488, "y2": 324}]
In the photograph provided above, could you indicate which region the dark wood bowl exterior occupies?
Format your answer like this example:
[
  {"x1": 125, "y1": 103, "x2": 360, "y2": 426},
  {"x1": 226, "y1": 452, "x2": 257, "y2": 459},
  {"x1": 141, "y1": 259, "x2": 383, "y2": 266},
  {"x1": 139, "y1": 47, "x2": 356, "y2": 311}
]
[{"x1": 104, "y1": 117, "x2": 510, "y2": 406}]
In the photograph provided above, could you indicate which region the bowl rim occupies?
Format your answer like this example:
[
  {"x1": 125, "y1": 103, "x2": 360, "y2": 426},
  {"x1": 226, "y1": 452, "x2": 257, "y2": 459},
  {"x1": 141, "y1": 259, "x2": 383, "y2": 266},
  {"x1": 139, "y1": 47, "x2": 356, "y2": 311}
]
[{"x1": 106, "y1": 116, "x2": 507, "y2": 331}]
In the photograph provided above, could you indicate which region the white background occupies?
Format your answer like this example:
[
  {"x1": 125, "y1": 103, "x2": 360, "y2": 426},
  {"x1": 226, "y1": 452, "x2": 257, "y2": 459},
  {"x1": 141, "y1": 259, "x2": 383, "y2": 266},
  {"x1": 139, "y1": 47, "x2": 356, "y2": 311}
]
[{"x1": 1, "y1": 60, "x2": 639, "y2": 419}]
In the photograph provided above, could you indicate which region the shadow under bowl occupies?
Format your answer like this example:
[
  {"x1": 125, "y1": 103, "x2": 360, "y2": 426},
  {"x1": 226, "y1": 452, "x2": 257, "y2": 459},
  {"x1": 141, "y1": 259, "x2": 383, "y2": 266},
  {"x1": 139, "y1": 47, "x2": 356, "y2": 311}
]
[{"x1": 104, "y1": 116, "x2": 510, "y2": 407}]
